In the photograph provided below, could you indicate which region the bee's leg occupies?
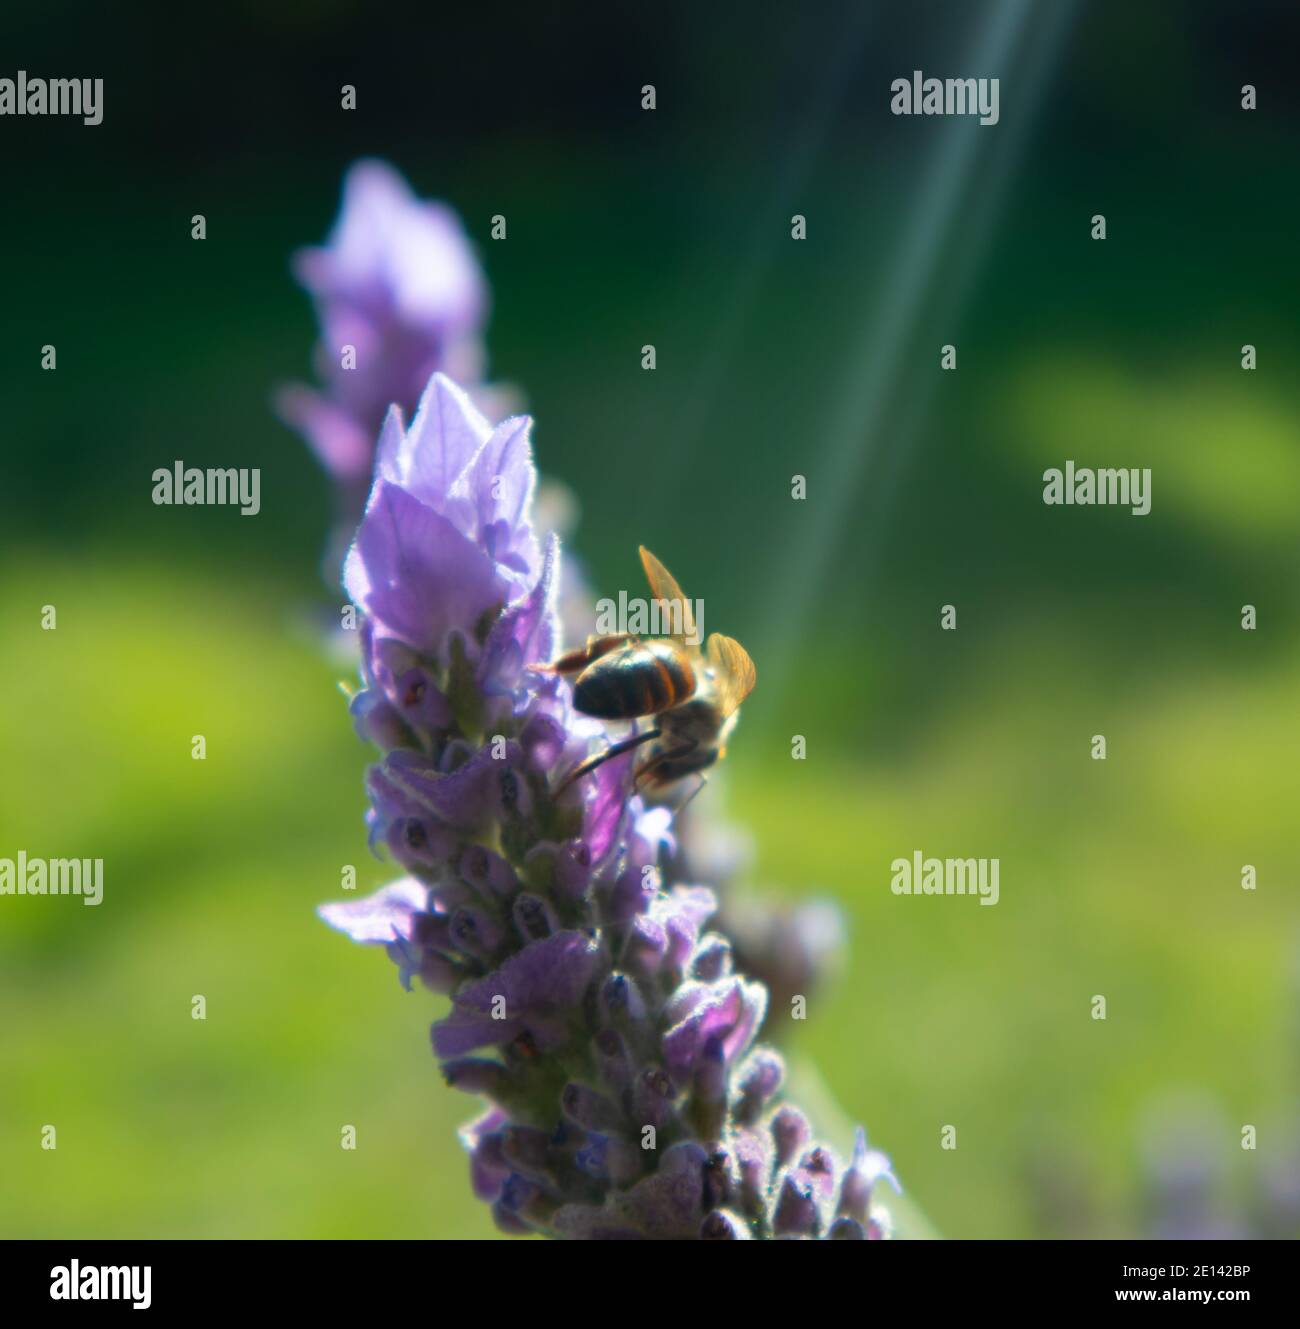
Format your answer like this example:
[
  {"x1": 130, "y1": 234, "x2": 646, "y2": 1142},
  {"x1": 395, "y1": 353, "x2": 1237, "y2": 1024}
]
[
  {"x1": 632, "y1": 741, "x2": 699, "y2": 794},
  {"x1": 528, "y1": 634, "x2": 632, "y2": 676},
  {"x1": 672, "y1": 773, "x2": 709, "y2": 818},
  {"x1": 557, "y1": 725, "x2": 661, "y2": 793}
]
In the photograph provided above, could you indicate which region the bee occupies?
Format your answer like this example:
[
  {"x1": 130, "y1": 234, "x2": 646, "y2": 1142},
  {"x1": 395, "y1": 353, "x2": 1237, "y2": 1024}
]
[{"x1": 533, "y1": 546, "x2": 756, "y2": 794}]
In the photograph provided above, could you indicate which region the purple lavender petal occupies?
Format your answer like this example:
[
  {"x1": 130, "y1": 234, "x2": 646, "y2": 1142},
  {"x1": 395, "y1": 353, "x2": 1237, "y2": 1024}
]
[
  {"x1": 317, "y1": 877, "x2": 459, "y2": 990},
  {"x1": 583, "y1": 749, "x2": 635, "y2": 866},
  {"x1": 345, "y1": 478, "x2": 506, "y2": 656},
  {"x1": 317, "y1": 877, "x2": 427, "y2": 944},
  {"x1": 431, "y1": 931, "x2": 602, "y2": 1058}
]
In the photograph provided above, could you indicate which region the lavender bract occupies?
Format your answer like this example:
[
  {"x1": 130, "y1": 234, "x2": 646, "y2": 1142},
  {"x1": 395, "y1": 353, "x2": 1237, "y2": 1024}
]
[{"x1": 319, "y1": 371, "x2": 897, "y2": 1239}]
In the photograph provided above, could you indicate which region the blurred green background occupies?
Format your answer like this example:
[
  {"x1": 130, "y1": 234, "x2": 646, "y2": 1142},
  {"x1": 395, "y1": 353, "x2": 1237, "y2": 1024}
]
[{"x1": 2, "y1": 0, "x2": 1298, "y2": 1238}]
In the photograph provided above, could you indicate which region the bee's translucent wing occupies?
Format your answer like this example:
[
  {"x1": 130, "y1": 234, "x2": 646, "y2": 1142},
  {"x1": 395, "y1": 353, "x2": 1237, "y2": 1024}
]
[
  {"x1": 706, "y1": 633, "x2": 756, "y2": 717},
  {"x1": 639, "y1": 545, "x2": 699, "y2": 651}
]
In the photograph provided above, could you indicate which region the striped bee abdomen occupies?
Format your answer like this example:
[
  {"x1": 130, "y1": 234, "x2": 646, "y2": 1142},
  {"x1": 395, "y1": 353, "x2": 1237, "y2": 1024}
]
[{"x1": 573, "y1": 640, "x2": 695, "y2": 719}]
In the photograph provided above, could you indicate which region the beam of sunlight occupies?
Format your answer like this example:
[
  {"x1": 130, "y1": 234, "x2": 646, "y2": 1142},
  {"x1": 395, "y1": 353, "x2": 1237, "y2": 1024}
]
[
  {"x1": 856, "y1": 0, "x2": 1083, "y2": 586},
  {"x1": 755, "y1": 0, "x2": 1040, "y2": 709}
]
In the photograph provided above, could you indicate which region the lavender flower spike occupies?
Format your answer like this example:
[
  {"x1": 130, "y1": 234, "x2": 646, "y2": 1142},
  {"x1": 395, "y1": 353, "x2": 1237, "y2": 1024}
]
[
  {"x1": 320, "y1": 372, "x2": 897, "y2": 1238},
  {"x1": 278, "y1": 160, "x2": 505, "y2": 505}
]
